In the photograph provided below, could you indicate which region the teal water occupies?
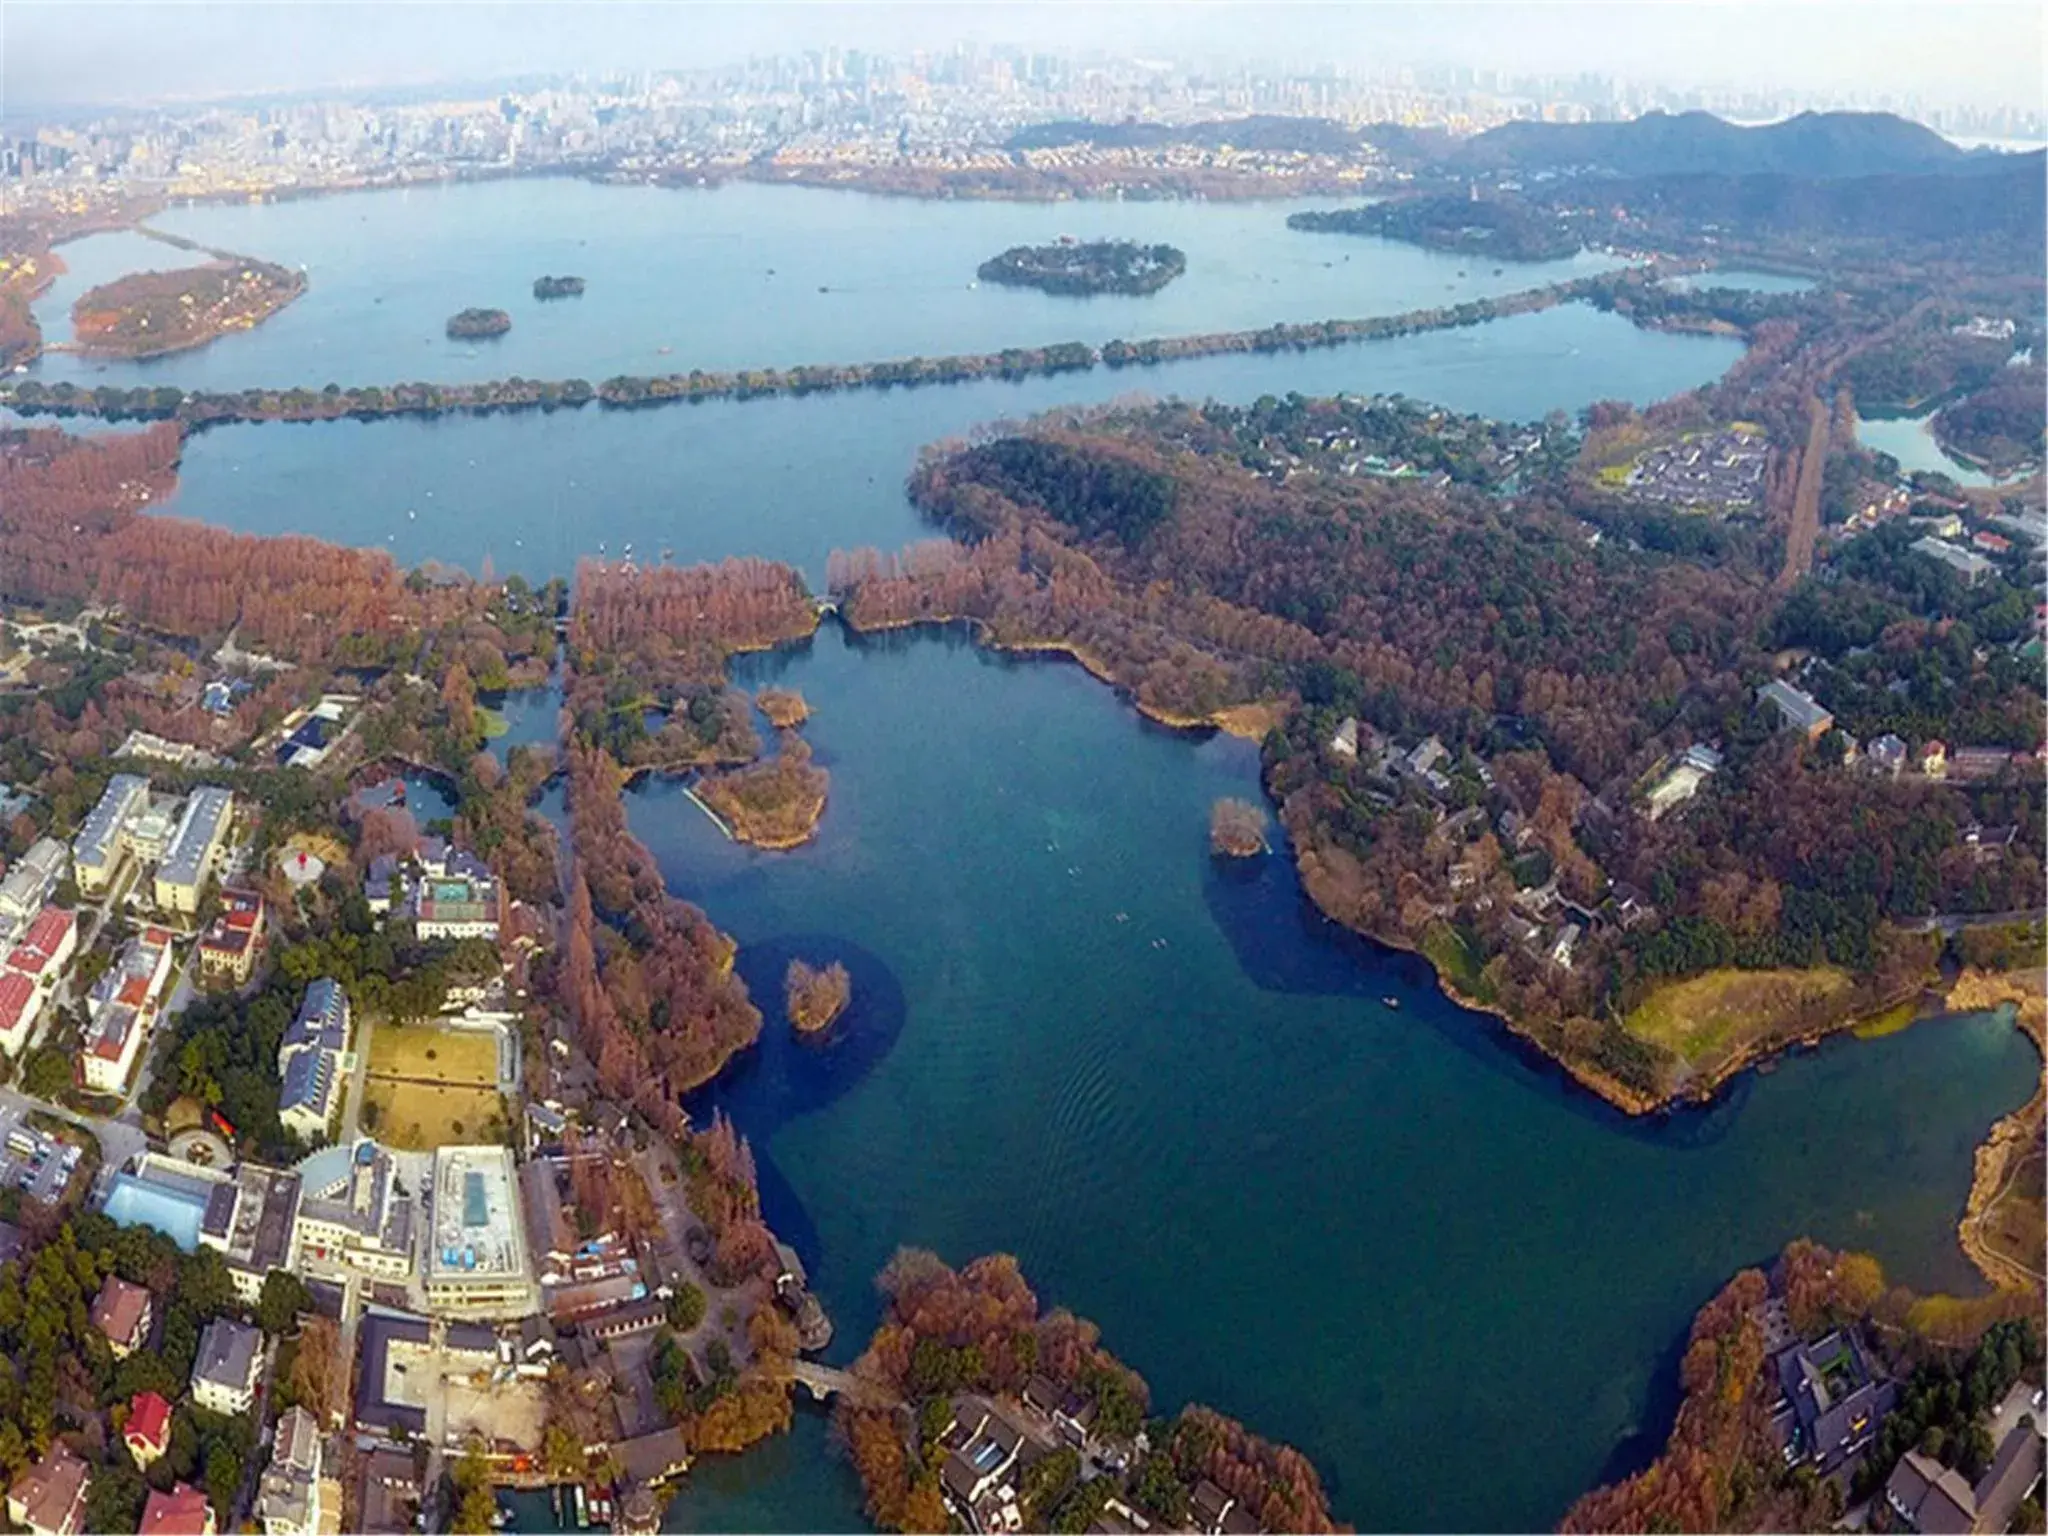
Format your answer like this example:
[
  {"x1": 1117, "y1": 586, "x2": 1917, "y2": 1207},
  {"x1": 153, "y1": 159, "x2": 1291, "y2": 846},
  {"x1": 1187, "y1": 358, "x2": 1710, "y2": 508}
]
[
  {"x1": 613, "y1": 622, "x2": 2037, "y2": 1533},
  {"x1": 1855, "y1": 408, "x2": 2023, "y2": 487},
  {"x1": 32, "y1": 179, "x2": 1620, "y2": 389},
  {"x1": 156, "y1": 302, "x2": 1741, "y2": 582}
]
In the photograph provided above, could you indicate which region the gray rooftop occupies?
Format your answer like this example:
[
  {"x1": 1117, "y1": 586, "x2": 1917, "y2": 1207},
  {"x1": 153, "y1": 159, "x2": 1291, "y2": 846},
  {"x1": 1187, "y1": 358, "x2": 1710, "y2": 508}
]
[
  {"x1": 159, "y1": 785, "x2": 234, "y2": 888},
  {"x1": 193, "y1": 1316, "x2": 262, "y2": 1392},
  {"x1": 73, "y1": 773, "x2": 148, "y2": 869}
]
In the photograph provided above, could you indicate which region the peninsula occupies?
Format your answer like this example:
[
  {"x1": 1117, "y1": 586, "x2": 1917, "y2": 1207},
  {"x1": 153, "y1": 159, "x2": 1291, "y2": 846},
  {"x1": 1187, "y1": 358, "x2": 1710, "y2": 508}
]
[
  {"x1": 1288, "y1": 194, "x2": 1581, "y2": 261},
  {"x1": 839, "y1": 341, "x2": 2041, "y2": 1118},
  {"x1": 697, "y1": 739, "x2": 829, "y2": 850},
  {"x1": 977, "y1": 239, "x2": 1187, "y2": 296},
  {"x1": 533, "y1": 274, "x2": 586, "y2": 299},
  {"x1": 1565, "y1": 1240, "x2": 2042, "y2": 1533},
  {"x1": 838, "y1": 1251, "x2": 1339, "y2": 1533},
  {"x1": 446, "y1": 306, "x2": 512, "y2": 339},
  {"x1": 69, "y1": 257, "x2": 304, "y2": 358}
]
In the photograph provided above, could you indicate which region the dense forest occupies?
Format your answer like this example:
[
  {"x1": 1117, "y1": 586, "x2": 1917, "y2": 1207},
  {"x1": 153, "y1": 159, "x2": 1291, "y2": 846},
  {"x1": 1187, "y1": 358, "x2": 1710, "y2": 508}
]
[
  {"x1": 1934, "y1": 363, "x2": 2047, "y2": 474},
  {"x1": 0, "y1": 1213, "x2": 267, "y2": 1533},
  {"x1": 1838, "y1": 327, "x2": 2015, "y2": 411},
  {"x1": 839, "y1": 1251, "x2": 1337, "y2": 1534},
  {"x1": 559, "y1": 742, "x2": 763, "y2": 1132},
  {"x1": 1563, "y1": 1240, "x2": 2042, "y2": 1532},
  {"x1": 847, "y1": 401, "x2": 2042, "y2": 1107},
  {"x1": 564, "y1": 558, "x2": 815, "y2": 767},
  {"x1": 1289, "y1": 194, "x2": 1581, "y2": 261},
  {"x1": 0, "y1": 425, "x2": 530, "y2": 668}
]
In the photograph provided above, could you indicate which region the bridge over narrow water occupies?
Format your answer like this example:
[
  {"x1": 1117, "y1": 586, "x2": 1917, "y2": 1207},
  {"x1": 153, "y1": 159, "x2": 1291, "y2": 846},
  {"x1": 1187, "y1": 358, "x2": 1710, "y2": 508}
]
[{"x1": 790, "y1": 1360, "x2": 899, "y2": 1409}]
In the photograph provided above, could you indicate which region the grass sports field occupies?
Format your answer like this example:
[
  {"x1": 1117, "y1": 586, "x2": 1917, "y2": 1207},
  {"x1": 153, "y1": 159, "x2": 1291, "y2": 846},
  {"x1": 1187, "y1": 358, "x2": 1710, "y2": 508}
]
[
  {"x1": 365, "y1": 1025, "x2": 499, "y2": 1085},
  {"x1": 361, "y1": 1080, "x2": 505, "y2": 1150}
]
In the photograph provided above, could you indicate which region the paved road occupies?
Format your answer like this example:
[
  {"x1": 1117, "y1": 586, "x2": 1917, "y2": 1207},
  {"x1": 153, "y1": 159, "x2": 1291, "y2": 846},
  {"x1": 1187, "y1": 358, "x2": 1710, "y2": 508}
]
[
  {"x1": 0, "y1": 1086, "x2": 148, "y2": 1194},
  {"x1": 338, "y1": 1016, "x2": 375, "y2": 1144},
  {"x1": 1776, "y1": 392, "x2": 1830, "y2": 591}
]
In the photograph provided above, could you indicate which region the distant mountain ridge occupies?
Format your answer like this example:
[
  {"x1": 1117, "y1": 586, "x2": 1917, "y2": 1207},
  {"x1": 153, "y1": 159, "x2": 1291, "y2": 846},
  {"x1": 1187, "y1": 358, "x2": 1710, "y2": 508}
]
[
  {"x1": 1006, "y1": 109, "x2": 1996, "y2": 183},
  {"x1": 1452, "y1": 109, "x2": 1972, "y2": 179}
]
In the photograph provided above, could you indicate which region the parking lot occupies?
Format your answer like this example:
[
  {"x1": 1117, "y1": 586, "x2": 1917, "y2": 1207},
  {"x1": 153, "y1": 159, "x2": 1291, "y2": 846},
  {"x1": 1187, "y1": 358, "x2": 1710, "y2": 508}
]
[{"x1": 0, "y1": 1102, "x2": 84, "y2": 1204}]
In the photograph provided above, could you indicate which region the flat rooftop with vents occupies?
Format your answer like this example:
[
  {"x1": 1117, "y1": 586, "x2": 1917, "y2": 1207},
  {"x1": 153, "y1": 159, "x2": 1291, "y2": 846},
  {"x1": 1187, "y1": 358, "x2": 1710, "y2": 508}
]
[{"x1": 423, "y1": 1145, "x2": 536, "y2": 1317}]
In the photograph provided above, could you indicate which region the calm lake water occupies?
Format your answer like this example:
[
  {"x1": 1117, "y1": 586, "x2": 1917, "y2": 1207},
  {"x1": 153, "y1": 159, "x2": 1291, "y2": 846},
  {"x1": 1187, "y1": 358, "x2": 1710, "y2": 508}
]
[
  {"x1": 620, "y1": 623, "x2": 2037, "y2": 1533},
  {"x1": 1855, "y1": 408, "x2": 2023, "y2": 488},
  {"x1": 32, "y1": 178, "x2": 1619, "y2": 388},
  {"x1": 157, "y1": 301, "x2": 1741, "y2": 582}
]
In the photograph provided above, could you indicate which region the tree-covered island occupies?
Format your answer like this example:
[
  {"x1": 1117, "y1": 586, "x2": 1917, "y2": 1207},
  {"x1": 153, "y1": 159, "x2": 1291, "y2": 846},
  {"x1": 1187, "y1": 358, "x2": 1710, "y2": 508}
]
[
  {"x1": 446, "y1": 306, "x2": 512, "y2": 339},
  {"x1": 1290, "y1": 194, "x2": 1582, "y2": 261},
  {"x1": 532, "y1": 274, "x2": 586, "y2": 299},
  {"x1": 977, "y1": 239, "x2": 1187, "y2": 296},
  {"x1": 69, "y1": 258, "x2": 305, "y2": 359}
]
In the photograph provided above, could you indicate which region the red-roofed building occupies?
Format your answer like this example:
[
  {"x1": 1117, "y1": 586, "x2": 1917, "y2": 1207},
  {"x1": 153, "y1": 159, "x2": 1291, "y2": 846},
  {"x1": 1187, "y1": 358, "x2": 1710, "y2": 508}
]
[
  {"x1": 125, "y1": 1390, "x2": 173, "y2": 1469},
  {"x1": 0, "y1": 972, "x2": 45, "y2": 1060},
  {"x1": 91, "y1": 1275, "x2": 153, "y2": 1357},
  {"x1": 5, "y1": 906, "x2": 77, "y2": 981},
  {"x1": 197, "y1": 889, "x2": 267, "y2": 988},
  {"x1": 1972, "y1": 530, "x2": 2014, "y2": 556},
  {"x1": 139, "y1": 1482, "x2": 214, "y2": 1536},
  {"x1": 6, "y1": 1445, "x2": 89, "y2": 1536}
]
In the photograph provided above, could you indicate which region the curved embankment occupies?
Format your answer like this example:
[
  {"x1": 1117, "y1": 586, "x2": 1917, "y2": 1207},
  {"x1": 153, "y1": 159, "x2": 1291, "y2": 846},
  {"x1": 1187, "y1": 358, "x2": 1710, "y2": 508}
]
[
  {"x1": 0, "y1": 274, "x2": 1620, "y2": 427},
  {"x1": 1949, "y1": 968, "x2": 2046, "y2": 1294}
]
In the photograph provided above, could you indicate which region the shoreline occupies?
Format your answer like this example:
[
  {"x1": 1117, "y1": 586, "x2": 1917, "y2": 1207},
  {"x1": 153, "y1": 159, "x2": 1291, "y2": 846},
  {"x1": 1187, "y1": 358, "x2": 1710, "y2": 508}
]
[
  {"x1": 1950, "y1": 968, "x2": 2047, "y2": 1294},
  {"x1": 835, "y1": 611, "x2": 1282, "y2": 740}
]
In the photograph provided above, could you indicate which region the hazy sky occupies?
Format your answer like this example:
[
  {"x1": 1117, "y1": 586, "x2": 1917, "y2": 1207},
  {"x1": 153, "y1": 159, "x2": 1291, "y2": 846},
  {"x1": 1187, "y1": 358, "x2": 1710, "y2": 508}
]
[{"x1": 4, "y1": 2, "x2": 2042, "y2": 115}]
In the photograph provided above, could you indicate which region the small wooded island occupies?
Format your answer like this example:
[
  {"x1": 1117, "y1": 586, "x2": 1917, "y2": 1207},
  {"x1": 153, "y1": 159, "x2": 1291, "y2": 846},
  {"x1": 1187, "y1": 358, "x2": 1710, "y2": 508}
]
[
  {"x1": 532, "y1": 274, "x2": 586, "y2": 300},
  {"x1": 755, "y1": 687, "x2": 811, "y2": 729},
  {"x1": 1209, "y1": 797, "x2": 1268, "y2": 857},
  {"x1": 1290, "y1": 195, "x2": 1582, "y2": 262},
  {"x1": 446, "y1": 307, "x2": 512, "y2": 339},
  {"x1": 698, "y1": 734, "x2": 829, "y2": 849},
  {"x1": 69, "y1": 258, "x2": 304, "y2": 358},
  {"x1": 785, "y1": 958, "x2": 852, "y2": 1034},
  {"x1": 977, "y1": 239, "x2": 1187, "y2": 296}
]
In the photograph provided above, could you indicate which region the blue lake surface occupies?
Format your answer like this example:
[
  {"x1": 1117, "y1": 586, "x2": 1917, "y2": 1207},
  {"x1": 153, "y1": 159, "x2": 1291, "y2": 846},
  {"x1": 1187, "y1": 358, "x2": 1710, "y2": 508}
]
[
  {"x1": 155, "y1": 301, "x2": 1741, "y2": 583},
  {"x1": 32, "y1": 178, "x2": 1620, "y2": 388},
  {"x1": 620, "y1": 623, "x2": 2038, "y2": 1533}
]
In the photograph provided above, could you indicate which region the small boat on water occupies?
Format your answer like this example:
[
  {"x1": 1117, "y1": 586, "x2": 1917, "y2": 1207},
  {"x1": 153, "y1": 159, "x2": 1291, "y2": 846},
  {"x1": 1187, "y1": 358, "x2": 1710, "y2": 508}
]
[
  {"x1": 573, "y1": 1484, "x2": 589, "y2": 1529},
  {"x1": 1382, "y1": 995, "x2": 1402, "y2": 1010}
]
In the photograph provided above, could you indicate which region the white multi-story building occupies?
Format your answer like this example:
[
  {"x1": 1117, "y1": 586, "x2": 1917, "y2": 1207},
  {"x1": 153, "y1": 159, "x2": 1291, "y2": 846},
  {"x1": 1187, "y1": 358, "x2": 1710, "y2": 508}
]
[
  {"x1": 155, "y1": 786, "x2": 234, "y2": 915},
  {"x1": 71, "y1": 774, "x2": 149, "y2": 896},
  {"x1": 0, "y1": 839, "x2": 68, "y2": 936},
  {"x1": 82, "y1": 926, "x2": 175, "y2": 1095},
  {"x1": 277, "y1": 979, "x2": 348, "y2": 1142},
  {"x1": 424, "y1": 1145, "x2": 536, "y2": 1317},
  {"x1": 292, "y1": 1141, "x2": 415, "y2": 1281},
  {"x1": 190, "y1": 1317, "x2": 263, "y2": 1416},
  {"x1": 255, "y1": 1406, "x2": 323, "y2": 1536}
]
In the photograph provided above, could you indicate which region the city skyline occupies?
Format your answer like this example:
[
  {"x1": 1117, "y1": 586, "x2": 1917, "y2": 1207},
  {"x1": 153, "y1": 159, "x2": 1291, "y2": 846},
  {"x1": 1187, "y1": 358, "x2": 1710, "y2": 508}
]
[{"x1": 5, "y1": 1, "x2": 2043, "y2": 124}]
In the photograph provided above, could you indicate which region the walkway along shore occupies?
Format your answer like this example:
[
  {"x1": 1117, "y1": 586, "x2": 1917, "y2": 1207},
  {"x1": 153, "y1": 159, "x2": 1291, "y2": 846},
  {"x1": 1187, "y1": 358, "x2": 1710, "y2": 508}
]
[{"x1": 0, "y1": 271, "x2": 1648, "y2": 429}]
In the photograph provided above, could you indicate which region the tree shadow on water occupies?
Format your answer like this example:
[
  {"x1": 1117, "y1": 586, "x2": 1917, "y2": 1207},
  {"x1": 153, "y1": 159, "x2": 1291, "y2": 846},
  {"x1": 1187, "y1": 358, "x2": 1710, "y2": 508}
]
[{"x1": 683, "y1": 933, "x2": 908, "y2": 1273}]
